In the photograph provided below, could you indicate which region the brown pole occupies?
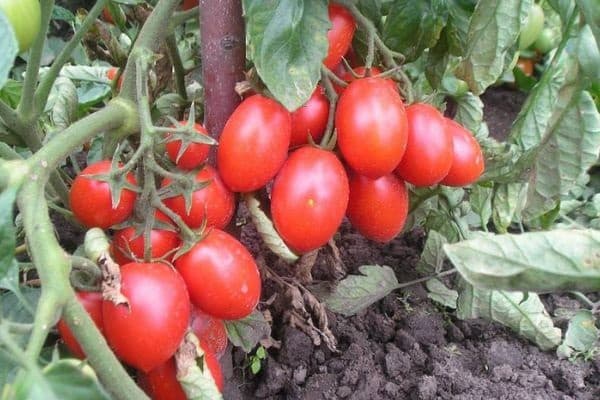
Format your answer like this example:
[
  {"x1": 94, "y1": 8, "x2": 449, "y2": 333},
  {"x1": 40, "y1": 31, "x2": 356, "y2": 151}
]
[{"x1": 199, "y1": 0, "x2": 245, "y2": 164}]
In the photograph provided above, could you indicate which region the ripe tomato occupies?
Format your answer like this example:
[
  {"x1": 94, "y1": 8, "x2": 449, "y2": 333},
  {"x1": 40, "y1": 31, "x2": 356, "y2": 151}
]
[
  {"x1": 111, "y1": 226, "x2": 180, "y2": 265},
  {"x1": 106, "y1": 67, "x2": 123, "y2": 90},
  {"x1": 516, "y1": 58, "x2": 534, "y2": 77},
  {"x1": 346, "y1": 173, "x2": 408, "y2": 243},
  {"x1": 57, "y1": 291, "x2": 104, "y2": 359},
  {"x1": 217, "y1": 94, "x2": 291, "y2": 192},
  {"x1": 335, "y1": 77, "x2": 408, "y2": 178},
  {"x1": 333, "y1": 66, "x2": 396, "y2": 95},
  {"x1": 182, "y1": 0, "x2": 197, "y2": 10},
  {"x1": 204, "y1": 351, "x2": 224, "y2": 393},
  {"x1": 102, "y1": 7, "x2": 114, "y2": 24},
  {"x1": 138, "y1": 358, "x2": 187, "y2": 400},
  {"x1": 102, "y1": 262, "x2": 191, "y2": 372},
  {"x1": 162, "y1": 165, "x2": 234, "y2": 230},
  {"x1": 519, "y1": 3, "x2": 544, "y2": 50},
  {"x1": 290, "y1": 86, "x2": 329, "y2": 147},
  {"x1": 323, "y1": 4, "x2": 356, "y2": 69},
  {"x1": 441, "y1": 119, "x2": 484, "y2": 186},
  {"x1": 0, "y1": 0, "x2": 41, "y2": 53},
  {"x1": 175, "y1": 229, "x2": 261, "y2": 320},
  {"x1": 395, "y1": 103, "x2": 453, "y2": 187},
  {"x1": 271, "y1": 146, "x2": 349, "y2": 254},
  {"x1": 191, "y1": 308, "x2": 228, "y2": 358},
  {"x1": 69, "y1": 160, "x2": 137, "y2": 229},
  {"x1": 166, "y1": 122, "x2": 211, "y2": 170}
]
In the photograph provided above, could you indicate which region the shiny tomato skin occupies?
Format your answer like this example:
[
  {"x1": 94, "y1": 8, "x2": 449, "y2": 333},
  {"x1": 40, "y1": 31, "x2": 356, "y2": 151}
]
[
  {"x1": 69, "y1": 160, "x2": 137, "y2": 229},
  {"x1": 204, "y1": 352, "x2": 224, "y2": 393},
  {"x1": 174, "y1": 229, "x2": 261, "y2": 320},
  {"x1": 162, "y1": 166, "x2": 235, "y2": 229},
  {"x1": 441, "y1": 119, "x2": 485, "y2": 186},
  {"x1": 271, "y1": 146, "x2": 349, "y2": 254},
  {"x1": 191, "y1": 308, "x2": 228, "y2": 358},
  {"x1": 57, "y1": 291, "x2": 104, "y2": 359},
  {"x1": 217, "y1": 94, "x2": 291, "y2": 192},
  {"x1": 334, "y1": 66, "x2": 397, "y2": 95},
  {"x1": 166, "y1": 122, "x2": 211, "y2": 170},
  {"x1": 0, "y1": 0, "x2": 41, "y2": 53},
  {"x1": 139, "y1": 358, "x2": 186, "y2": 400},
  {"x1": 346, "y1": 173, "x2": 409, "y2": 243},
  {"x1": 324, "y1": 4, "x2": 356, "y2": 69},
  {"x1": 335, "y1": 78, "x2": 408, "y2": 178},
  {"x1": 111, "y1": 226, "x2": 180, "y2": 265},
  {"x1": 290, "y1": 86, "x2": 329, "y2": 147},
  {"x1": 395, "y1": 103, "x2": 453, "y2": 187},
  {"x1": 102, "y1": 262, "x2": 191, "y2": 372}
]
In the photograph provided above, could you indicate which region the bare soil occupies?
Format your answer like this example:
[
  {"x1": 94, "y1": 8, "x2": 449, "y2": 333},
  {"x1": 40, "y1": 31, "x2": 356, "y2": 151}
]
[{"x1": 221, "y1": 87, "x2": 600, "y2": 400}]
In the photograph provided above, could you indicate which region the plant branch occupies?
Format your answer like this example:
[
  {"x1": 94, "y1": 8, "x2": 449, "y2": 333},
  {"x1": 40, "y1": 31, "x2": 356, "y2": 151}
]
[
  {"x1": 168, "y1": 7, "x2": 200, "y2": 32},
  {"x1": 165, "y1": 34, "x2": 188, "y2": 101}
]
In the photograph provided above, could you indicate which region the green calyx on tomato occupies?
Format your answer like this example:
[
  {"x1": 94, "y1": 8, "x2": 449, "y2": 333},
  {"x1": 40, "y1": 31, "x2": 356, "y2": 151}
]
[
  {"x1": 0, "y1": 0, "x2": 41, "y2": 53},
  {"x1": 518, "y1": 3, "x2": 544, "y2": 51}
]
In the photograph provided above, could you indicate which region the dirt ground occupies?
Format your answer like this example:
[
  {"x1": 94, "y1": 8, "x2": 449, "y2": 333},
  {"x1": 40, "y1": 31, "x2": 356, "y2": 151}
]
[{"x1": 222, "y1": 87, "x2": 600, "y2": 400}]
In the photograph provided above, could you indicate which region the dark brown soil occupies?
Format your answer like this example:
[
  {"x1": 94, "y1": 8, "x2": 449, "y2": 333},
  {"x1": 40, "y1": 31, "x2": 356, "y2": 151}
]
[{"x1": 221, "y1": 87, "x2": 600, "y2": 400}]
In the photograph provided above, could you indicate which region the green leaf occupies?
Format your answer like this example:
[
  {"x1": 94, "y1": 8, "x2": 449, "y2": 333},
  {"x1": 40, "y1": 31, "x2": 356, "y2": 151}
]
[
  {"x1": 454, "y1": 91, "x2": 489, "y2": 139},
  {"x1": 547, "y1": 0, "x2": 575, "y2": 25},
  {"x1": 457, "y1": 280, "x2": 562, "y2": 350},
  {"x1": 445, "y1": 229, "x2": 600, "y2": 293},
  {"x1": 572, "y1": 25, "x2": 600, "y2": 82},
  {"x1": 523, "y1": 90, "x2": 600, "y2": 220},
  {"x1": 12, "y1": 360, "x2": 110, "y2": 400},
  {"x1": 0, "y1": 187, "x2": 18, "y2": 281},
  {"x1": 243, "y1": 0, "x2": 329, "y2": 111},
  {"x1": 244, "y1": 194, "x2": 298, "y2": 263},
  {"x1": 425, "y1": 31, "x2": 449, "y2": 89},
  {"x1": 48, "y1": 77, "x2": 78, "y2": 130},
  {"x1": 426, "y1": 278, "x2": 458, "y2": 309},
  {"x1": 556, "y1": 310, "x2": 599, "y2": 359},
  {"x1": 322, "y1": 265, "x2": 399, "y2": 316},
  {"x1": 0, "y1": 11, "x2": 18, "y2": 90},
  {"x1": 492, "y1": 182, "x2": 527, "y2": 232},
  {"x1": 225, "y1": 310, "x2": 271, "y2": 353},
  {"x1": 457, "y1": 0, "x2": 532, "y2": 94},
  {"x1": 470, "y1": 184, "x2": 493, "y2": 228},
  {"x1": 576, "y1": 0, "x2": 600, "y2": 55},
  {"x1": 446, "y1": 0, "x2": 471, "y2": 56},
  {"x1": 417, "y1": 230, "x2": 448, "y2": 274},
  {"x1": 178, "y1": 357, "x2": 223, "y2": 400},
  {"x1": 51, "y1": 5, "x2": 75, "y2": 22},
  {"x1": 382, "y1": 0, "x2": 448, "y2": 62}
]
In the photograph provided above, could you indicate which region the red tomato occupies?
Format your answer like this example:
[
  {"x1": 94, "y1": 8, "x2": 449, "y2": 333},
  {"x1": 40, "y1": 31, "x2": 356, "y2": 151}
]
[
  {"x1": 174, "y1": 229, "x2": 261, "y2": 320},
  {"x1": 217, "y1": 94, "x2": 291, "y2": 192},
  {"x1": 516, "y1": 58, "x2": 534, "y2": 77},
  {"x1": 139, "y1": 358, "x2": 187, "y2": 400},
  {"x1": 162, "y1": 166, "x2": 234, "y2": 229},
  {"x1": 395, "y1": 103, "x2": 453, "y2": 187},
  {"x1": 204, "y1": 352, "x2": 224, "y2": 393},
  {"x1": 69, "y1": 160, "x2": 137, "y2": 229},
  {"x1": 441, "y1": 119, "x2": 485, "y2": 186},
  {"x1": 335, "y1": 78, "x2": 408, "y2": 178},
  {"x1": 102, "y1": 8, "x2": 114, "y2": 24},
  {"x1": 111, "y1": 226, "x2": 180, "y2": 265},
  {"x1": 182, "y1": 0, "x2": 197, "y2": 10},
  {"x1": 191, "y1": 308, "x2": 228, "y2": 358},
  {"x1": 333, "y1": 66, "x2": 396, "y2": 95},
  {"x1": 102, "y1": 262, "x2": 191, "y2": 372},
  {"x1": 271, "y1": 146, "x2": 349, "y2": 254},
  {"x1": 106, "y1": 67, "x2": 123, "y2": 90},
  {"x1": 57, "y1": 291, "x2": 104, "y2": 359},
  {"x1": 324, "y1": 4, "x2": 356, "y2": 69},
  {"x1": 165, "y1": 122, "x2": 211, "y2": 170},
  {"x1": 346, "y1": 173, "x2": 409, "y2": 242},
  {"x1": 290, "y1": 86, "x2": 329, "y2": 147}
]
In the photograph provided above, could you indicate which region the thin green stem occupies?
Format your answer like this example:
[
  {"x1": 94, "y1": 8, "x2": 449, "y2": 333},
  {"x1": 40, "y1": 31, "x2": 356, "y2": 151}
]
[
  {"x1": 319, "y1": 67, "x2": 339, "y2": 149},
  {"x1": 34, "y1": 0, "x2": 109, "y2": 115},
  {"x1": 0, "y1": 142, "x2": 22, "y2": 160},
  {"x1": 571, "y1": 291, "x2": 595, "y2": 308},
  {"x1": 165, "y1": 34, "x2": 188, "y2": 100},
  {"x1": 0, "y1": 99, "x2": 18, "y2": 128},
  {"x1": 168, "y1": 7, "x2": 200, "y2": 32},
  {"x1": 17, "y1": 0, "x2": 55, "y2": 122},
  {"x1": 395, "y1": 268, "x2": 457, "y2": 290}
]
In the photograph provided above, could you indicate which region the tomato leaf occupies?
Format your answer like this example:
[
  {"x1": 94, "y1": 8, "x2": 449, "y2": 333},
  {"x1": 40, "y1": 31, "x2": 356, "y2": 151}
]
[
  {"x1": 469, "y1": 184, "x2": 493, "y2": 229},
  {"x1": 321, "y1": 265, "x2": 399, "y2": 316},
  {"x1": 492, "y1": 182, "x2": 527, "y2": 233},
  {"x1": 11, "y1": 359, "x2": 110, "y2": 400},
  {"x1": 426, "y1": 278, "x2": 458, "y2": 309},
  {"x1": 454, "y1": 92, "x2": 489, "y2": 139},
  {"x1": 457, "y1": 280, "x2": 562, "y2": 351},
  {"x1": 445, "y1": 229, "x2": 600, "y2": 293},
  {"x1": 0, "y1": 187, "x2": 18, "y2": 281},
  {"x1": 425, "y1": 31, "x2": 449, "y2": 89},
  {"x1": 178, "y1": 359, "x2": 223, "y2": 400},
  {"x1": 47, "y1": 77, "x2": 78, "y2": 130},
  {"x1": 417, "y1": 230, "x2": 448, "y2": 274},
  {"x1": 382, "y1": 0, "x2": 448, "y2": 62},
  {"x1": 0, "y1": 11, "x2": 18, "y2": 90},
  {"x1": 456, "y1": 0, "x2": 532, "y2": 94},
  {"x1": 244, "y1": 194, "x2": 299, "y2": 263},
  {"x1": 243, "y1": 0, "x2": 329, "y2": 111},
  {"x1": 572, "y1": 25, "x2": 600, "y2": 83},
  {"x1": 225, "y1": 310, "x2": 271, "y2": 353},
  {"x1": 556, "y1": 310, "x2": 599, "y2": 360},
  {"x1": 445, "y1": 0, "x2": 471, "y2": 56},
  {"x1": 576, "y1": 0, "x2": 600, "y2": 55}
]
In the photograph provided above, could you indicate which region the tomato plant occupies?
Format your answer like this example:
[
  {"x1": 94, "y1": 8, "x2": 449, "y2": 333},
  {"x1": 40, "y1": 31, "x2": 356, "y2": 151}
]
[
  {"x1": 0, "y1": 0, "x2": 41, "y2": 52},
  {"x1": 165, "y1": 122, "x2": 211, "y2": 170},
  {"x1": 217, "y1": 94, "x2": 291, "y2": 192},
  {"x1": 335, "y1": 77, "x2": 408, "y2": 178},
  {"x1": 518, "y1": 3, "x2": 544, "y2": 50},
  {"x1": 111, "y1": 225, "x2": 180, "y2": 264},
  {"x1": 516, "y1": 58, "x2": 534, "y2": 77},
  {"x1": 323, "y1": 3, "x2": 356, "y2": 69},
  {"x1": 102, "y1": 262, "x2": 191, "y2": 372},
  {"x1": 174, "y1": 229, "x2": 261, "y2": 320},
  {"x1": 56, "y1": 291, "x2": 104, "y2": 359},
  {"x1": 290, "y1": 86, "x2": 329, "y2": 147},
  {"x1": 441, "y1": 119, "x2": 485, "y2": 187},
  {"x1": 138, "y1": 358, "x2": 187, "y2": 400},
  {"x1": 271, "y1": 146, "x2": 349, "y2": 254},
  {"x1": 69, "y1": 160, "x2": 138, "y2": 229},
  {"x1": 395, "y1": 103, "x2": 453, "y2": 187},
  {"x1": 333, "y1": 66, "x2": 396, "y2": 94},
  {"x1": 191, "y1": 308, "x2": 228, "y2": 358}
]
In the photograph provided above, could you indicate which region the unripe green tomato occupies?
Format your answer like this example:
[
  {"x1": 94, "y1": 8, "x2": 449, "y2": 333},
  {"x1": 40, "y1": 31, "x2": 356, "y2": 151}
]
[
  {"x1": 534, "y1": 27, "x2": 559, "y2": 54},
  {"x1": 518, "y1": 3, "x2": 544, "y2": 51},
  {"x1": 0, "y1": 0, "x2": 41, "y2": 53}
]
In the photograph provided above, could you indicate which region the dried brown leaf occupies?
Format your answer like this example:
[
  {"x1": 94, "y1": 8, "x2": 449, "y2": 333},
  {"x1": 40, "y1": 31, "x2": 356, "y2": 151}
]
[{"x1": 295, "y1": 249, "x2": 319, "y2": 284}]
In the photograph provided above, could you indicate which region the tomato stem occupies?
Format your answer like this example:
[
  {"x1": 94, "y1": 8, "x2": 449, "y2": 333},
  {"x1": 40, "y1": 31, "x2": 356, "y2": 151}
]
[{"x1": 165, "y1": 33, "x2": 189, "y2": 101}]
